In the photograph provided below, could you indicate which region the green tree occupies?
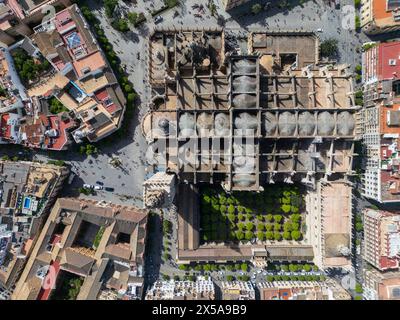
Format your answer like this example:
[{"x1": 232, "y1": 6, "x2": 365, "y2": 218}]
[
  {"x1": 164, "y1": 0, "x2": 179, "y2": 8},
  {"x1": 226, "y1": 275, "x2": 234, "y2": 281},
  {"x1": 104, "y1": 0, "x2": 118, "y2": 18},
  {"x1": 241, "y1": 263, "x2": 248, "y2": 272},
  {"x1": 257, "y1": 224, "x2": 265, "y2": 231},
  {"x1": 265, "y1": 231, "x2": 274, "y2": 240},
  {"x1": 236, "y1": 230, "x2": 244, "y2": 241},
  {"x1": 291, "y1": 222, "x2": 300, "y2": 231},
  {"x1": 162, "y1": 274, "x2": 170, "y2": 280},
  {"x1": 291, "y1": 214, "x2": 301, "y2": 223},
  {"x1": 320, "y1": 38, "x2": 339, "y2": 58},
  {"x1": 112, "y1": 18, "x2": 129, "y2": 32},
  {"x1": 228, "y1": 213, "x2": 236, "y2": 223},
  {"x1": 281, "y1": 204, "x2": 291, "y2": 213},
  {"x1": 194, "y1": 265, "x2": 203, "y2": 272},
  {"x1": 291, "y1": 230, "x2": 302, "y2": 241},
  {"x1": 283, "y1": 231, "x2": 291, "y2": 240},
  {"x1": 245, "y1": 231, "x2": 254, "y2": 241},
  {"x1": 257, "y1": 231, "x2": 265, "y2": 241},
  {"x1": 246, "y1": 222, "x2": 254, "y2": 231},
  {"x1": 251, "y1": 3, "x2": 262, "y2": 14},
  {"x1": 274, "y1": 223, "x2": 282, "y2": 232},
  {"x1": 289, "y1": 264, "x2": 298, "y2": 272},
  {"x1": 163, "y1": 220, "x2": 172, "y2": 234},
  {"x1": 49, "y1": 97, "x2": 68, "y2": 114},
  {"x1": 127, "y1": 12, "x2": 139, "y2": 25},
  {"x1": 265, "y1": 214, "x2": 273, "y2": 222},
  {"x1": 273, "y1": 232, "x2": 282, "y2": 241},
  {"x1": 283, "y1": 222, "x2": 293, "y2": 232},
  {"x1": 178, "y1": 264, "x2": 187, "y2": 271},
  {"x1": 274, "y1": 215, "x2": 283, "y2": 223},
  {"x1": 355, "y1": 283, "x2": 363, "y2": 294}
]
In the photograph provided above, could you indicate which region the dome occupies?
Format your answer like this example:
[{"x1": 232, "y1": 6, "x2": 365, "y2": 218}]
[
  {"x1": 232, "y1": 174, "x2": 256, "y2": 187},
  {"x1": 196, "y1": 112, "x2": 213, "y2": 136},
  {"x1": 214, "y1": 113, "x2": 230, "y2": 136},
  {"x1": 234, "y1": 112, "x2": 258, "y2": 133},
  {"x1": 278, "y1": 112, "x2": 296, "y2": 136},
  {"x1": 179, "y1": 113, "x2": 195, "y2": 137},
  {"x1": 232, "y1": 76, "x2": 257, "y2": 92},
  {"x1": 233, "y1": 143, "x2": 256, "y2": 155},
  {"x1": 264, "y1": 112, "x2": 277, "y2": 136},
  {"x1": 157, "y1": 118, "x2": 170, "y2": 136},
  {"x1": 317, "y1": 111, "x2": 335, "y2": 136},
  {"x1": 298, "y1": 112, "x2": 316, "y2": 136},
  {"x1": 232, "y1": 94, "x2": 257, "y2": 109},
  {"x1": 232, "y1": 59, "x2": 256, "y2": 73},
  {"x1": 233, "y1": 156, "x2": 256, "y2": 173},
  {"x1": 337, "y1": 111, "x2": 355, "y2": 136}
]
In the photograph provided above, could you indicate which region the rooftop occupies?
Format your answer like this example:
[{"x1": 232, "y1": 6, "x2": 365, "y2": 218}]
[
  {"x1": 12, "y1": 198, "x2": 149, "y2": 300},
  {"x1": 0, "y1": 160, "x2": 68, "y2": 290},
  {"x1": 143, "y1": 30, "x2": 360, "y2": 192}
]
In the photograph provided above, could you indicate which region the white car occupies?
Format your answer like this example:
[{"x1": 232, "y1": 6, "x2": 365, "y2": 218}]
[
  {"x1": 154, "y1": 16, "x2": 163, "y2": 24},
  {"x1": 94, "y1": 185, "x2": 103, "y2": 190},
  {"x1": 67, "y1": 172, "x2": 76, "y2": 185},
  {"x1": 316, "y1": 28, "x2": 323, "y2": 32},
  {"x1": 83, "y1": 184, "x2": 93, "y2": 189}
]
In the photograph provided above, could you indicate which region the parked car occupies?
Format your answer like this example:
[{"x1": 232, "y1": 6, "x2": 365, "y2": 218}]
[
  {"x1": 94, "y1": 185, "x2": 103, "y2": 190},
  {"x1": 154, "y1": 15, "x2": 163, "y2": 24},
  {"x1": 96, "y1": 181, "x2": 104, "y2": 186},
  {"x1": 83, "y1": 184, "x2": 93, "y2": 189},
  {"x1": 68, "y1": 172, "x2": 76, "y2": 184},
  {"x1": 105, "y1": 187, "x2": 115, "y2": 192}
]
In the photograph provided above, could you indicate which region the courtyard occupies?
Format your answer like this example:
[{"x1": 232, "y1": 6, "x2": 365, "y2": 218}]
[{"x1": 200, "y1": 184, "x2": 305, "y2": 243}]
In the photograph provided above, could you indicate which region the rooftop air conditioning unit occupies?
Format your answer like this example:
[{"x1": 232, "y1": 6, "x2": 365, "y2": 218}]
[{"x1": 389, "y1": 59, "x2": 397, "y2": 66}]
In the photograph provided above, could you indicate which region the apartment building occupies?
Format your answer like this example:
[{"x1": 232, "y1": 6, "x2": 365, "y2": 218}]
[
  {"x1": 363, "y1": 269, "x2": 400, "y2": 300},
  {"x1": 362, "y1": 41, "x2": 400, "y2": 202},
  {"x1": 0, "y1": 160, "x2": 69, "y2": 292},
  {"x1": 12, "y1": 198, "x2": 148, "y2": 300},
  {"x1": 0, "y1": 4, "x2": 126, "y2": 150},
  {"x1": 360, "y1": 0, "x2": 400, "y2": 35},
  {"x1": 145, "y1": 276, "x2": 215, "y2": 300},
  {"x1": 363, "y1": 208, "x2": 400, "y2": 271},
  {"x1": 258, "y1": 279, "x2": 351, "y2": 300},
  {"x1": 220, "y1": 281, "x2": 255, "y2": 300}
]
